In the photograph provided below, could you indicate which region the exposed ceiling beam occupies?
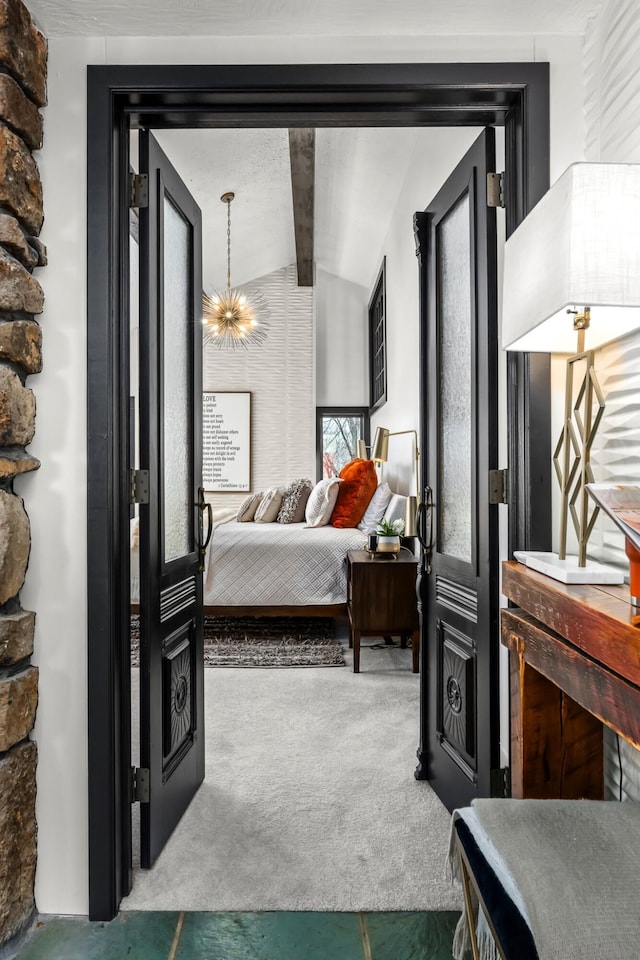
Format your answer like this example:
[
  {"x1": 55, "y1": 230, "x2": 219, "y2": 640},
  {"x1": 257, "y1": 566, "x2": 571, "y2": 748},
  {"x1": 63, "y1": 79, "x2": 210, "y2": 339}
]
[{"x1": 288, "y1": 128, "x2": 315, "y2": 287}]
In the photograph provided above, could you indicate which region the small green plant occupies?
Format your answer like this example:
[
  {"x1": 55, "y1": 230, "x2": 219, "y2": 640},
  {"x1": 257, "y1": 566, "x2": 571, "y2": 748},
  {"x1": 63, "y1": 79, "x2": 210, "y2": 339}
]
[{"x1": 377, "y1": 517, "x2": 404, "y2": 536}]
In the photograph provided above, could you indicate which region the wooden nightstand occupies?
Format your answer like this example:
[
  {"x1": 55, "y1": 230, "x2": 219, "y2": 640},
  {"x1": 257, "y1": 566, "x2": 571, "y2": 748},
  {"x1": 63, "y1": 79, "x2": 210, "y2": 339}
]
[{"x1": 346, "y1": 549, "x2": 420, "y2": 673}]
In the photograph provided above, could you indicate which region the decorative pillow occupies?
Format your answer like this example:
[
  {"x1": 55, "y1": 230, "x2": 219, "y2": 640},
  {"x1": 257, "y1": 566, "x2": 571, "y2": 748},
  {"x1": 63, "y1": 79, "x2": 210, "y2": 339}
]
[
  {"x1": 330, "y1": 458, "x2": 378, "y2": 528},
  {"x1": 382, "y1": 493, "x2": 408, "y2": 527},
  {"x1": 277, "y1": 478, "x2": 313, "y2": 523},
  {"x1": 305, "y1": 478, "x2": 343, "y2": 527},
  {"x1": 236, "y1": 491, "x2": 263, "y2": 522},
  {"x1": 254, "y1": 486, "x2": 285, "y2": 523},
  {"x1": 357, "y1": 481, "x2": 393, "y2": 533}
]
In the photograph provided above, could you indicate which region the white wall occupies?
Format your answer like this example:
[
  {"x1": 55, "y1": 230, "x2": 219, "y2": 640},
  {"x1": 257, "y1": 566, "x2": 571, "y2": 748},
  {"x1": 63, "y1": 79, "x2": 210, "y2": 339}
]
[
  {"x1": 315, "y1": 268, "x2": 369, "y2": 407},
  {"x1": 29, "y1": 31, "x2": 584, "y2": 915},
  {"x1": 367, "y1": 127, "x2": 484, "y2": 496},
  {"x1": 203, "y1": 264, "x2": 314, "y2": 511},
  {"x1": 579, "y1": 0, "x2": 640, "y2": 801}
]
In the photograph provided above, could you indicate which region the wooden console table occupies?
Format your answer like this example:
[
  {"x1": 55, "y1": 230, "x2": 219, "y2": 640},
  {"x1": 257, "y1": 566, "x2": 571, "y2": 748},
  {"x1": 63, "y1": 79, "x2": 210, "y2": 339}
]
[{"x1": 501, "y1": 560, "x2": 640, "y2": 800}]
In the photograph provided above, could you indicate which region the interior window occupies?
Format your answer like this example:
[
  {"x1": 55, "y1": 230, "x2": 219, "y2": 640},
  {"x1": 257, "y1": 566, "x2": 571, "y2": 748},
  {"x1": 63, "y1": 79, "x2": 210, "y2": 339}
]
[
  {"x1": 316, "y1": 407, "x2": 369, "y2": 479},
  {"x1": 369, "y1": 258, "x2": 387, "y2": 411}
]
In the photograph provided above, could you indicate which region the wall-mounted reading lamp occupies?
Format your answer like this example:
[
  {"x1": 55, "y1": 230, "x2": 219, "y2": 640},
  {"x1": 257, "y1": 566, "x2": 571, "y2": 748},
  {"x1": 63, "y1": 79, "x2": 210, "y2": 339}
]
[{"x1": 358, "y1": 427, "x2": 420, "y2": 536}]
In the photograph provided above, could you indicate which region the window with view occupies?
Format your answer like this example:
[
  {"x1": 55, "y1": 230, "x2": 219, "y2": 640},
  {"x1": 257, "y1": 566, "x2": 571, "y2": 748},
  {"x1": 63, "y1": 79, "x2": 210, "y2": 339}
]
[{"x1": 316, "y1": 408, "x2": 369, "y2": 480}]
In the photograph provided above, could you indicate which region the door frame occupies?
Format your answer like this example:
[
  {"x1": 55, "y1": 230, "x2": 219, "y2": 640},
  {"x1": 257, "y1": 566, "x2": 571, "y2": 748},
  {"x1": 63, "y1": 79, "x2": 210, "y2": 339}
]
[{"x1": 87, "y1": 62, "x2": 550, "y2": 921}]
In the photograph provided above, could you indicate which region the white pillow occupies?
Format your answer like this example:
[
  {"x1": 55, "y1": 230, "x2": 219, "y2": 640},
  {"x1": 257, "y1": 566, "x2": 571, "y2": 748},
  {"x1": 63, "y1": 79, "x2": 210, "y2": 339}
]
[
  {"x1": 305, "y1": 478, "x2": 343, "y2": 527},
  {"x1": 254, "y1": 486, "x2": 285, "y2": 523},
  {"x1": 357, "y1": 482, "x2": 393, "y2": 534},
  {"x1": 382, "y1": 493, "x2": 408, "y2": 527}
]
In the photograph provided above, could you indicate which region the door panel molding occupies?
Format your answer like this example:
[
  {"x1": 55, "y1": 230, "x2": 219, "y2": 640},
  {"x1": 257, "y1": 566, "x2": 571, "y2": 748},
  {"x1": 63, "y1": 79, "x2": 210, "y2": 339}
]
[
  {"x1": 160, "y1": 577, "x2": 198, "y2": 622},
  {"x1": 87, "y1": 62, "x2": 550, "y2": 920},
  {"x1": 438, "y1": 622, "x2": 477, "y2": 768},
  {"x1": 435, "y1": 576, "x2": 478, "y2": 623}
]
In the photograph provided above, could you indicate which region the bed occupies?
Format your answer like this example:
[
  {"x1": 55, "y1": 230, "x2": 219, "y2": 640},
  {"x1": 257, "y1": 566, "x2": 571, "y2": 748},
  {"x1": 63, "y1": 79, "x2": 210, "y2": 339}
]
[
  {"x1": 131, "y1": 484, "x2": 408, "y2": 617},
  {"x1": 202, "y1": 518, "x2": 366, "y2": 616},
  {"x1": 131, "y1": 514, "x2": 369, "y2": 617}
]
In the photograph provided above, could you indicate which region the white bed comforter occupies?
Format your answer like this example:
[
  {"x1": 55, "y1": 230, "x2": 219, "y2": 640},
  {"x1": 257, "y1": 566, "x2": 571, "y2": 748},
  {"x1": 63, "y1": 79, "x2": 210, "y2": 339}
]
[{"x1": 203, "y1": 520, "x2": 366, "y2": 606}]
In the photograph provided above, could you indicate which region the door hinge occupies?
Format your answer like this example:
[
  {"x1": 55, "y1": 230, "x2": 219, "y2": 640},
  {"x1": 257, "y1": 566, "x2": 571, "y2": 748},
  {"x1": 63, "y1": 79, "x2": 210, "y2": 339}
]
[
  {"x1": 129, "y1": 172, "x2": 149, "y2": 209},
  {"x1": 130, "y1": 468, "x2": 149, "y2": 505},
  {"x1": 491, "y1": 766, "x2": 511, "y2": 798},
  {"x1": 131, "y1": 766, "x2": 150, "y2": 804},
  {"x1": 489, "y1": 468, "x2": 509, "y2": 505},
  {"x1": 487, "y1": 171, "x2": 505, "y2": 208}
]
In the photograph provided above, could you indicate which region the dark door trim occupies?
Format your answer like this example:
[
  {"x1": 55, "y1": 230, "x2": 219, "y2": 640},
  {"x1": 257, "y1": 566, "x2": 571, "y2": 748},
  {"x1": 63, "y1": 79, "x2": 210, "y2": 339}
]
[{"x1": 87, "y1": 61, "x2": 550, "y2": 920}]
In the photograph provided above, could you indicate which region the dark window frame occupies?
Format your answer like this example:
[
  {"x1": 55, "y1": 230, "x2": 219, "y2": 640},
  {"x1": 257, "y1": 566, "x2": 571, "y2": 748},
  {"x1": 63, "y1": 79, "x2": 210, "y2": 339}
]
[
  {"x1": 368, "y1": 258, "x2": 387, "y2": 412},
  {"x1": 316, "y1": 406, "x2": 370, "y2": 480}
]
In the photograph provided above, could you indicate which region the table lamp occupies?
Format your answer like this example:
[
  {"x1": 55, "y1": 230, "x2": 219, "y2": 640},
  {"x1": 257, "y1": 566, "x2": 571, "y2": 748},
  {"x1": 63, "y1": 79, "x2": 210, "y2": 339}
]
[{"x1": 502, "y1": 162, "x2": 640, "y2": 583}]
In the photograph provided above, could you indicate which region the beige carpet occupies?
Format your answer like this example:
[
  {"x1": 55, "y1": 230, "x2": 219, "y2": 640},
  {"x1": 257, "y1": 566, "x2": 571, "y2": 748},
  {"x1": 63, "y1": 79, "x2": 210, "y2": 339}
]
[{"x1": 122, "y1": 636, "x2": 461, "y2": 912}]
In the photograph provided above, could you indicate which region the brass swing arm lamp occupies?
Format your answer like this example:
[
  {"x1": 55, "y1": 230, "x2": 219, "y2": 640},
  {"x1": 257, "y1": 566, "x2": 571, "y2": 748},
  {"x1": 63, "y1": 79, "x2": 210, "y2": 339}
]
[{"x1": 357, "y1": 427, "x2": 420, "y2": 536}]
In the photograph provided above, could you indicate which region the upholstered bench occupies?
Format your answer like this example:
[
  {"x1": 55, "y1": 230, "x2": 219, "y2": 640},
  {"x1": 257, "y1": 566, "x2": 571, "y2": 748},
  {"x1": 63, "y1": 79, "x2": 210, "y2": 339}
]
[{"x1": 448, "y1": 798, "x2": 640, "y2": 960}]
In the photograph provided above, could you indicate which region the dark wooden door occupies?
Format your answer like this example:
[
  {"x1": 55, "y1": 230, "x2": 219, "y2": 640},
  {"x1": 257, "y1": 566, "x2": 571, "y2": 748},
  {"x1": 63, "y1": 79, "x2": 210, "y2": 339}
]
[
  {"x1": 138, "y1": 131, "x2": 205, "y2": 867},
  {"x1": 416, "y1": 129, "x2": 499, "y2": 811}
]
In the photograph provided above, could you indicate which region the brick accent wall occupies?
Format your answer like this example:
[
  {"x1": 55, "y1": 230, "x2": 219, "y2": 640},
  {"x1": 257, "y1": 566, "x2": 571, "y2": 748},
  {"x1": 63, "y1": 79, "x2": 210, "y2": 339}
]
[{"x1": 0, "y1": 0, "x2": 45, "y2": 945}]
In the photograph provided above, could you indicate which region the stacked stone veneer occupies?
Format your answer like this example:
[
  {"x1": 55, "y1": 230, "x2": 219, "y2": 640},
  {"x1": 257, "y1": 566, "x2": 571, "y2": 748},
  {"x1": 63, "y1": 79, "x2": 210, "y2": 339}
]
[{"x1": 0, "y1": 0, "x2": 45, "y2": 946}]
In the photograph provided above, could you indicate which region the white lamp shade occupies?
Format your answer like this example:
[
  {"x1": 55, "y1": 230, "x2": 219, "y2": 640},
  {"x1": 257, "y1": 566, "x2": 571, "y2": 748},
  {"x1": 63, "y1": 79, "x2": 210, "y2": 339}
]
[{"x1": 502, "y1": 162, "x2": 640, "y2": 352}]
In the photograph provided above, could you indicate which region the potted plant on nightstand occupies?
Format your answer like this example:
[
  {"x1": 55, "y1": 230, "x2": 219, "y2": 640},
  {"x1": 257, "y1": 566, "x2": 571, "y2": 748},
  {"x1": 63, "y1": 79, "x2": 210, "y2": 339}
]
[{"x1": 376, "y1": 517, "x2": 404, "y2": 554}]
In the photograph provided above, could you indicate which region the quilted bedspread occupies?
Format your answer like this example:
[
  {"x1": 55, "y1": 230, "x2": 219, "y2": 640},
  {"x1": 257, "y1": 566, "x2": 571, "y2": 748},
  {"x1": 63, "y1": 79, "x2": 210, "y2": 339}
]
[{"x1": 203, "y1": 520, "x2": 366, "y2": 606}]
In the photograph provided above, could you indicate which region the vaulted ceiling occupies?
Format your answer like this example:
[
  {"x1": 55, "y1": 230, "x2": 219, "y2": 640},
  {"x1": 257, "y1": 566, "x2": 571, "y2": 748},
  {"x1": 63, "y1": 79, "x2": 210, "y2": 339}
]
[{"x1": 152, "y1": 126, "x2": 426, "y2": 293}]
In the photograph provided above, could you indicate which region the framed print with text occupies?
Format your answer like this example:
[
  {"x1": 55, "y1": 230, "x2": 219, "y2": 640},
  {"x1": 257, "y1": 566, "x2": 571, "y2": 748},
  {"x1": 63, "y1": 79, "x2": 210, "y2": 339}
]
[{"x1": 203, "y1": 392, "x2": 251, "y2": 492}]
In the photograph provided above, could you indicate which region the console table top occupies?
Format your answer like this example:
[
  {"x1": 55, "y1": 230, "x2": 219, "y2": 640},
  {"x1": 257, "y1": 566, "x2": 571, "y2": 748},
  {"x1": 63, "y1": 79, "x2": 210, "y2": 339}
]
[{"x1": 502, "y1": 560, "x2": 640, "y2": 687}]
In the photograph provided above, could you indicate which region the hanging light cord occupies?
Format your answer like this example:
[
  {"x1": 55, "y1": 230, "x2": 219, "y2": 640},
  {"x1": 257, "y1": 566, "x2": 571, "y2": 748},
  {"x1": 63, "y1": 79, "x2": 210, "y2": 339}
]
[{"x1": 226, "y1": 196, "x2": 231, "y2": 294}]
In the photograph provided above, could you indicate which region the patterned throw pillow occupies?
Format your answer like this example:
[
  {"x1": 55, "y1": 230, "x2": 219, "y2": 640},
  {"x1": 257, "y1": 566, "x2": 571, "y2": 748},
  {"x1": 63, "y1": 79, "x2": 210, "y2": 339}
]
[
  {"x1": 330, "y1": 458, "x2": 378, "y2": 528},
  {"x1": 277, "y1": 478, "x2": 313, "y2": 523},
  {"x1": 254, "y1": 486, "x2": 285, "y2": 523},
  {"x1": 236, "y1": 492, "x2": 263, "y2": 522},
  {"x1": 304, "y1": 478, "x2": 343, "y2": 527}
]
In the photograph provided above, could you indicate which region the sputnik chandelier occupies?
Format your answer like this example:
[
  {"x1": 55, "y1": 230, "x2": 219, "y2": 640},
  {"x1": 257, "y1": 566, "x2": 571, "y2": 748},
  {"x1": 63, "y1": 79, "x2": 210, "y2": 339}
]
[{"x1": 202, "y1": 191, "x2": 269, "y2": 349}]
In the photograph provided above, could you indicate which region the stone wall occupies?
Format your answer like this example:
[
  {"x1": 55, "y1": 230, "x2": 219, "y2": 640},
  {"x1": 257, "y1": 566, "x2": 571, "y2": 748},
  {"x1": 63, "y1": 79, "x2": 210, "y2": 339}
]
[{"x1": 0, "y1": 0, "x2": 45, "y2": 945}]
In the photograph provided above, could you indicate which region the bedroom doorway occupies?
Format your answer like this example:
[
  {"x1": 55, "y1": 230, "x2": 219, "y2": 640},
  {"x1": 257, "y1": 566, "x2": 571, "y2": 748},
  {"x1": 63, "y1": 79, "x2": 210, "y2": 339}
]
[{"x1": 88, "y1": 63, "x2": 551, "y2": 920}]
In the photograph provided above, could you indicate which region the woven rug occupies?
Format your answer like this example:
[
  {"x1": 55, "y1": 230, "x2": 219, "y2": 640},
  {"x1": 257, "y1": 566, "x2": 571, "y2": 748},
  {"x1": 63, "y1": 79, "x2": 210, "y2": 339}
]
[{"x1": 130, "y1": 614, "x2": 345, "y2": 667}]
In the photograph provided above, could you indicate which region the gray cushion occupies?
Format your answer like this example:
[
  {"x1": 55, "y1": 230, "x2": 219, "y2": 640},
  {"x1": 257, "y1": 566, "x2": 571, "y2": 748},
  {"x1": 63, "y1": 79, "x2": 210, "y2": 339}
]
[{"x1": 277, "y1": 478, "x2": 313, "y2": 523}]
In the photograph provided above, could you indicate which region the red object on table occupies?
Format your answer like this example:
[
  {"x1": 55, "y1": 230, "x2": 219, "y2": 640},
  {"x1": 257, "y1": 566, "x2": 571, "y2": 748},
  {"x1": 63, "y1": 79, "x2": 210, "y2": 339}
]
[{"x1": 625, "y1": 537, "x2": 640, "y2": 604}]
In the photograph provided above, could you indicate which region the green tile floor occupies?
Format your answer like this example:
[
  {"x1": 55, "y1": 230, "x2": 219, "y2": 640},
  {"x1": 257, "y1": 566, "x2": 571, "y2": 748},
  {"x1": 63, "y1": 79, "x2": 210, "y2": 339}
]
[{"x1": 11, "y1": 911, "x2": 460, "y2": 960}]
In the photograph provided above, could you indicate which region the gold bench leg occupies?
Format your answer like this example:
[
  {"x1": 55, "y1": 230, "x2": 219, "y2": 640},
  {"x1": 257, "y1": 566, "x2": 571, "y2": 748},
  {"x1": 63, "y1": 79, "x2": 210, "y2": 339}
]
[{"x1": 459, "y1": 851, "x2": 482, "y2": 960}]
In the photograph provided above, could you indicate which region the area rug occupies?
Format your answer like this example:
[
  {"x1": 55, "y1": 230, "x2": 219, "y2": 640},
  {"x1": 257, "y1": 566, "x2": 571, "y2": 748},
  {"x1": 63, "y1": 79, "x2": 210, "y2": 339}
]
[{"x1": 129, "y1": 614, "x2": 345, "y2": 667}]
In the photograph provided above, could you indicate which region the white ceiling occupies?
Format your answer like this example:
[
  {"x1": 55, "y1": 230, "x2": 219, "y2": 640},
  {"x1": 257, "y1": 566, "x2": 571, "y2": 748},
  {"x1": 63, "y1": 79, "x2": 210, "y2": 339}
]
[
  {"x1": 28, "y1": 0, "x2": 603, "y2": 38},
  {"x1": 154, "y1": 126, "x2": 425, "y2": 292}
]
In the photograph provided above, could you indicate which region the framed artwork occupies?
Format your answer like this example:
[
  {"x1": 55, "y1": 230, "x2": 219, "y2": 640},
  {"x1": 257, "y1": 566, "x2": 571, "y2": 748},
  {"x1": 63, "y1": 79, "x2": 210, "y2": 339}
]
[{"x1": 203, "y1": 391, "x2": 251, "y2": 492}]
